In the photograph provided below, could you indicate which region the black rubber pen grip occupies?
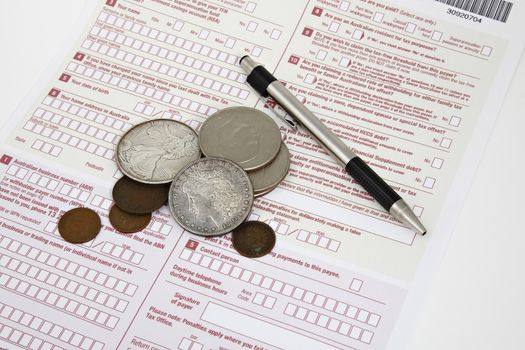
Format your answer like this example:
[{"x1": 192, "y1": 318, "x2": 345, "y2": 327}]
[
  {"x1": 345, "y1": 157, "x2": 401, "y2": 210},
  {"x1": 245, "y1": 65, "x2": 276, "y2": 97}
]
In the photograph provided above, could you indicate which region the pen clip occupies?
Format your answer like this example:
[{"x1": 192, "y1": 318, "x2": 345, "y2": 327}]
[{"x1": 261, "y1": 96, "x2": 299, "y2": 131}]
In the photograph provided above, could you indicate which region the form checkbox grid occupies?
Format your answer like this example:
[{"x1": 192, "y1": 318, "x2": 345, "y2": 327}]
[
  {"x1": 0, "y1": 234, "x2": 137, "y2": 298},
  {"x1": 179, "y1": 244, "x2": 380, "y2": 328},
  {"x1": 284, "y1": 303, "x2": 376, "y2": 344},
  {"x1": 0, "y1": 252, "x2": 129, "y2": 314},
  {"x1": 0, "y1": 301, "x2": 104, "y2": 350}
]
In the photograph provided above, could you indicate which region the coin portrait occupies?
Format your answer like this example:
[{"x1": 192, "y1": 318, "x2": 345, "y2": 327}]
[
  {"x1": 232, "y1": 221, "x2": 276, "y2": 258},
  {"x1": 169, "y1": 158, "x2": 253, "y2": 236},
  {"x1": 116, "y1": 119, "x2": 201, "y2": 184}
]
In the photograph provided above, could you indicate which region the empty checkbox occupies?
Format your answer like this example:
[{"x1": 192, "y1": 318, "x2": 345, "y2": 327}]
[
  {"x1": 373, "y1": 12, "x2": 384, "y2": 22},
  {"x1": 240, "y1": 270, "x2": 252, "y2": 282},
  {"x1": 405, "y1": 22, "x2": 416, "y2": 33},
  {"x1": 327, "y1": 240, "x2": 340, "y2": 252},
  {"x1": 449, "y1": 116, "x2": 461, "y2": 127},
  {"x1": 284, "y1": 303, "x2": 297, "y2": 316},
  {"x1": 297, "y1": 230, "x2": 309, "y2": 241},
  {"x1": 270, "y1": 29, "x2": 281, "y2": 40},
  {"x1": 413, "y1": 205, "x2": 424, "y2": 217},
  {"x1": 292, "y1": 288, "x2": 305, "y2": 299},
  {"x1": 173, "y1": 21, "x2": 184, "y2": 31},
  {"x1": 252, "y1": 46, "x2": 262, "y2": 57},
  {"x1": 316, "y1": 50, "x2": 327, "y2": 60},
  {"x1": 350, "y1": 278, "x2": 363, "y2": 292},
  {"x1": 225, "y1": 37, "x2": 236, "y2": 48},
  {"x1": 282, "y1": 284, "x2": 294, "y2": 296},
  {"x1": 338, "y1": 57, "x2": 350, "y2": 68},
  {"x1": 245, "y1": 2, "x2": 256, "y2": 13},
  {"x1": 328, "y1": 318, "x2": 341, "y2": 331},
  {"x1": 481, "y1": 45, "x2": 492, "y2": 56},
  {"x1": 295, "y1": 307, "x2": 307, "y2": 320},
  {"x1": 304, "y1": 74, "x2": 317, "y2": 84},
  {"x1": 277, "y1": 224, "x2": 289, "y2": 235},
  {"x1": 339, "y1": 1, "x2": 350, "y2": 11},
  {"x1": 230, "y1": 267, "x2": 242, "y2": 278},
  {"x1": 329, "y1": 22, "x2": 340, "y2": 33},
  {"x1": 352, "y1": 29, "x2": 364, "y2": 40},
  {"x1": 307, "y1": 233, "x2": 319, "y2": 244},
  {"x1": 440, "y1": 138, "x2": 452, "y2": 148},
  {"x1": 199, "y1": 30, "x2": 209, "y2": 40},
  {"x1": 357, "y1": 309, "x2": 370, "y2": 322},
  {"x1": 423, "y1": 177, "x2": 436, "y2": 189},
  {"x1": 306, "y1": 311, "x2": 319, "y2": 323},
  {"x1": 247, "y1": 21, "x2": 258, "y2": 32},
  {"x1": 318, "y1": 236, "x2": 330, "y2": 248},
  {"x1": 431, "y1": 31, "x2": 442, "y2": 41},
  {"x1": 368, "y1": 313, "x2": 381, "y2": 327},
  {"x1": 361, "y1": 330, "x2": 373, "y2": 344},
  {"x1": 349, "y1": 326, "x2": 362, "y2": 339},
  {"x1": 253, "y1": 293, "x2": 265, "y2": 305},
  {"x1": 431, "y1": 158, "x2": 444, "y2": 169},
  {"x1": 263, "y1": 296, "x2": 276, "y2": 308}
]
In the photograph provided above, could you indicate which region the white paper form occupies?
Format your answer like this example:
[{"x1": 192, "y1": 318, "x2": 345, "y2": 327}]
[{"x1": 0, "y1": 0, "x2": 523, "y2": 349}]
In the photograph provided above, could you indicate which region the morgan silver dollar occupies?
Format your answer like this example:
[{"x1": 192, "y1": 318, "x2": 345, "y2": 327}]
[{"x1": 169, "y1": 158, "x2": 254, "y2": 236}]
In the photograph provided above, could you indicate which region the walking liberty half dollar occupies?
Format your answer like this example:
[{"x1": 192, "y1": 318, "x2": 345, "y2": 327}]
[
  {"x1": 199, "y1": 107, "x2": 281, "y2": 171},
  {"x1": 117, "y1": 119, "x2": 200, "y2": 184},
  {"x1": 169, "y1": 158, "x2": 254, "y2": 236}
]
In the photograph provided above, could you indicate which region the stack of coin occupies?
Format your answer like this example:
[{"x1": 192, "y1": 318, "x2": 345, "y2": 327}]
[
  {"x1": 111, "y1": 119, "x2": 201, "y2": 234},
  {"x1": 199, "y1": 106, "x2": 291, "y2": 198},
  {"x1": 58, "y1": 107, "x2": 285, "y2": 258}
]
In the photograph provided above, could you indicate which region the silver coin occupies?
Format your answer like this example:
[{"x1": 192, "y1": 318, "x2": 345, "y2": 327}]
[
  {"x1": 116, "y1": 119, "x2": 200, "y2": 184},
  {"x1": 169, "y1": 157, "x2": 254, "y2": 236},
  {"x1": 248, "y1": 142, "x2": 290, "y2": 194},
  {"x1": 199, "y1": 106, "x2": 281, "y2": 171}
]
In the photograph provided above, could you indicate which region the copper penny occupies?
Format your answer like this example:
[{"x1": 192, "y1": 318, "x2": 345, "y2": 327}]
[
  {"x1": 58, "y1": 207, "x2": 101, "y2": 244},
  {"x1": 232, "y1": 221, "x2": 276, "y2": 258},
  {"x1": 113, "y1": 176, "x2": 170, "y2": 214},
  {"x1": 109, "y1": 205, "x2": 151, "y2": 234}
]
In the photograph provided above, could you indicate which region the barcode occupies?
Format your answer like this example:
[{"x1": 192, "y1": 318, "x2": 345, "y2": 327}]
[{"x1": 435, "y1": 0, "x2": 513, "y2": 23}]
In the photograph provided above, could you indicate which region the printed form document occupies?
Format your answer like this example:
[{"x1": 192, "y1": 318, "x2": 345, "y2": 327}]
[{"x1": 0, "y1": 0, "x2": 523, "y2": 349}]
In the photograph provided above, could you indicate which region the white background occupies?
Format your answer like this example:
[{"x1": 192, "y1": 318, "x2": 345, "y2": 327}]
[{"x1": 1, "y1": 1, "x2": 524, "y2": 349}]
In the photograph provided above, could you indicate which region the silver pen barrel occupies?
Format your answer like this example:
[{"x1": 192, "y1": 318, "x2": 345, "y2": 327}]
[
  {"x1": 240, "y1": 56, "x2": 356, "y2": 165},
  {"x1": 266, "y1": 81, "x2": 357, "y2": 165}
]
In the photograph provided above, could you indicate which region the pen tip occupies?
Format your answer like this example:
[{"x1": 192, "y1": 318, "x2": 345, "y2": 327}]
[{"x1": 389, "y1": 199, "x2": 427, "y2": 236}]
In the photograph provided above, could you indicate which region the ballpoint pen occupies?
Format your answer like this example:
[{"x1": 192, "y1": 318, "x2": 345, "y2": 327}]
[{"x1": 239, "y1": 55, "x2": 427, "y2": 235}]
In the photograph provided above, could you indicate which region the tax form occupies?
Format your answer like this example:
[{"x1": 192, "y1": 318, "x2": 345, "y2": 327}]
[{"x1": 0, "y1": 0, "x2": 523, "y2": 349}]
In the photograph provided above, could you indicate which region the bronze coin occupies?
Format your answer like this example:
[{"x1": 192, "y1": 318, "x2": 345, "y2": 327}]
[
  {"x1": 109, "y1": 205, "x2": 151, "y2": 234},
  {"x1": 58, "y1": 207, "x2": 101, "y2": 244},
  {"x1": 232, "y1": 221, "x2": 276, "y2": 258},
  {"x1": 112, "y1": 176, "x2": 170, "y2": 214}
]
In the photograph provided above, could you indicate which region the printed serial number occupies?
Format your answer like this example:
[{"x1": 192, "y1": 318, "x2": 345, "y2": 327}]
[{"x1": 447, "y1": 8, "x2": 482, "y2": 23}]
